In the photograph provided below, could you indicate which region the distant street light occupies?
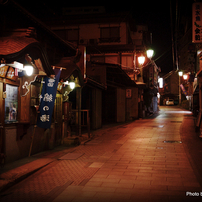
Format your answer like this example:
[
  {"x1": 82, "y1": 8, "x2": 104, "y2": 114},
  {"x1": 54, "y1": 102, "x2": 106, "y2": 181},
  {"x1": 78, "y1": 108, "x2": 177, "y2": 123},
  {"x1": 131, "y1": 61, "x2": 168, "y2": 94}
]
[
  {"x1": 134, "y1": 48, "x2": 154, "y2": 81},
  {"x1": 183, "y1": 74, "x2": 188, "y2": 80},
  {"x1": 178, "y1": 71, "x2": 183, "y2": 77},
  {"x1": 146, "y1": 49, "x2": 154, "y2": 59},
  {"x1": 178, "y1": 70, "x2": 183, "y2": 104}
]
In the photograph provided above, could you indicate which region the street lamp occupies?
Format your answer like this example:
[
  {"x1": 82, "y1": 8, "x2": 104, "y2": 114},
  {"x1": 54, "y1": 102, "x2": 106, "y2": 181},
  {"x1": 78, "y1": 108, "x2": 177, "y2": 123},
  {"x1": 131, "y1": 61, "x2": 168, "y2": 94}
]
[
  {"x1": 63, "y1": 80, "x2": 76, "y2": 90},
  {"x1": 178, "y1": 71, "x2": 183, "y2": 77},
  {"x1": 137, "y1": 49, "x2": 154, "y2": 66},
  {"x1": 183, "y1": 74, "x2": 188, "y2": 80},
  {"x1": 178, "y1": 71, "x2": 183, "y2": 104},
  {"x1": 138, "y1": 56, "x2": 145, "y2": 65},
  {"x1": 69, "y1": 82, "x2": 75, "y2": 90},
  {"x1": 146, "y1": 49, "x2": 154, "y2": 59},
  {"x1": 24, "y1": 64, "x2": 33, "y2": 76},
  {"x1": 134, "y1": 48, "x2": 154, "y2": 81}
]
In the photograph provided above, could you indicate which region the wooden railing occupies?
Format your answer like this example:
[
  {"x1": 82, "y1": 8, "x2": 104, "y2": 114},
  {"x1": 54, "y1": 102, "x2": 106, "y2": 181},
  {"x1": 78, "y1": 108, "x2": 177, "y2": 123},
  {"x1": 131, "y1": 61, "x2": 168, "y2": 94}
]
[{"x1": 71, "y1": 109, "x2": 90, "y2": 138}]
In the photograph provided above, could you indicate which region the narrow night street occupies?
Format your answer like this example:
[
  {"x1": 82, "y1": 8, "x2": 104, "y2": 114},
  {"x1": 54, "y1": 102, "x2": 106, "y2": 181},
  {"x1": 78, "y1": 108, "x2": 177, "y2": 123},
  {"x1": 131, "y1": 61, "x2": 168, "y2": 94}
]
[{"x1": 1, "y1": 106, "x2": 202, "y2": 202}]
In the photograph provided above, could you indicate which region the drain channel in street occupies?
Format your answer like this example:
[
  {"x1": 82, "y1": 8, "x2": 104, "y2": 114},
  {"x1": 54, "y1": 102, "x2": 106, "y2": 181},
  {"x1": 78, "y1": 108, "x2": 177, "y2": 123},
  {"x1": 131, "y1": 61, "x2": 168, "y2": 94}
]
[
  {"x1": 164, "y1": 140, "x2": 182, "y2": 143},
  {"x1": 144, "y1": 125, "x2": 164, "y2": 128}
]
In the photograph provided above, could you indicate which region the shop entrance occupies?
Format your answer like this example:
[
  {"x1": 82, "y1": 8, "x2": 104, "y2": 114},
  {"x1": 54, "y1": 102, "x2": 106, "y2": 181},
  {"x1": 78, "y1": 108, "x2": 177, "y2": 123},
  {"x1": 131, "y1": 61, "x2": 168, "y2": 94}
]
[
  {"x1": 54, "y1": 94, "x2": 63, "y2": 146},
  {"x1": 0, "y1": 82, "x2": 4, "y2": 154}
]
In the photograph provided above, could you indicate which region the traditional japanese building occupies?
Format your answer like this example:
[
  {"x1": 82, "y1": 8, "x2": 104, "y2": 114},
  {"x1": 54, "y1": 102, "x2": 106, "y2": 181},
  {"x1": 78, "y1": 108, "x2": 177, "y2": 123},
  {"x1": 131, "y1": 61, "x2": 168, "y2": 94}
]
[
  {"x1": 44, "y1": 7, "x2": 144, "y2": 125},
  {"x1": 0, "y1": 1, "x2": 83, "y2": 163}
]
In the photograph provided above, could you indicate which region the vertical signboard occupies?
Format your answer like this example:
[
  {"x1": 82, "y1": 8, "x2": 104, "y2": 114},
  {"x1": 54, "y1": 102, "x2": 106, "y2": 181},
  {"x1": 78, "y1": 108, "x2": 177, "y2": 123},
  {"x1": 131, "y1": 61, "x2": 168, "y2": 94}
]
[
  {"x1": 126, "y1": 89, "x2": 132, "y2": 98},
  {"x1": 192, "y1": 3, "x2": 202, "y2": 43},
  {"x1": 180, "y1": 84, "x2": 188, "y2": 96},
  {"x1": 37, "y1": 69, "x2": 61, "y2": 128}
]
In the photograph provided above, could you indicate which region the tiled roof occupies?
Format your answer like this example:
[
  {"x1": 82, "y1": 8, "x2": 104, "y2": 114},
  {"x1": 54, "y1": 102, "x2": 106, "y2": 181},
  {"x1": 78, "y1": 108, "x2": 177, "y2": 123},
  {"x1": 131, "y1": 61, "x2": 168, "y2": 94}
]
[
  {"x1": 0, "y1": 36, "x2": 38, "y2": 56},
  {"x1": 0, "y1": 36, "x2": 55, "y2": 76}
]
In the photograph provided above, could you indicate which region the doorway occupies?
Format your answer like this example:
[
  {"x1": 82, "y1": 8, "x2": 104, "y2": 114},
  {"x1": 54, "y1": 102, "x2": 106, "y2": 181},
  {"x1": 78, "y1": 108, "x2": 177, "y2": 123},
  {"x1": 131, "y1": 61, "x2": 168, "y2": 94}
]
[
  {"x1": 0, "y1": 82, "x2": 4, "y2": 154},
  {"x1": 54, "y1": 94, "x2": 63, "y2": 145}
]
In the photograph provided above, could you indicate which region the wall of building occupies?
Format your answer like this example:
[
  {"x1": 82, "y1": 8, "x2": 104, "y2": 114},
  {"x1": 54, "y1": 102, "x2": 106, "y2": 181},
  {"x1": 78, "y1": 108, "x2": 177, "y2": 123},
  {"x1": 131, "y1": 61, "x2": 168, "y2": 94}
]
[
  {"x1": 117, "y1": 88, "x2": 126, "y2": 122},
  {"x1": 4, "y1": 125, "x2": 54, "y2": 163},
  {"x1": 171, "y1": 73, "x2": 179, "y2": 95},
  {"x1": 126, "y1": 87, "x2": 138, "y2": 120},
  {"x1": 92, "y1": 88, "x2": 102, "y2": 129},
  {"x1": 53, "y1": 22, "x2": 128, "y2": 45},
  {"x1": 102, "y1": 86, "x2": 116, "y2": 123}
]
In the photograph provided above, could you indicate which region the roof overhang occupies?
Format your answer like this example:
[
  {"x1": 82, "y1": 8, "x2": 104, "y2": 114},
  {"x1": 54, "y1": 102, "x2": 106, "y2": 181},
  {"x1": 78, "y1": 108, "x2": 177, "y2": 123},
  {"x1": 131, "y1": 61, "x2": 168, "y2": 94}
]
[
  {"x1": 0, "y1": 36, "x2": 54, "y2": 76},
  {"x1": 135, "y1": 82, "x2": 146, "y2": 89},
  {"x1": 53, "y1": 58, "x2": 84, "y2": 86},
  {"x1": 89, "y1": 62, "x2": 137, "y2": 88}
]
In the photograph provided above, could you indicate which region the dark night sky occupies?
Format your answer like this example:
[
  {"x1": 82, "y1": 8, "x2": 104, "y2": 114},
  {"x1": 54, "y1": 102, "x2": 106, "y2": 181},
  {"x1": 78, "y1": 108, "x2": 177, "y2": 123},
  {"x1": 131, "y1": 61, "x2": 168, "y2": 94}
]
[{"x1": 13, "y1": 0, "x2": 194, "y2": 74}]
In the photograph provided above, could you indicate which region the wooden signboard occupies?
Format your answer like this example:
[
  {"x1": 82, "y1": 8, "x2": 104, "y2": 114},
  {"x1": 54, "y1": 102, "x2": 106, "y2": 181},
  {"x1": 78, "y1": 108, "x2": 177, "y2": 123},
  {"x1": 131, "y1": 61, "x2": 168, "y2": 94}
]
[
  {"x1": 0, "y1": 66, "x2": 18, "y2": 81},
  {"x1": 6, "y1": 67, "x2": 18, "y2": 81},
  {"x1": 0, "y1": 66, "x2": 9, "y2": 78}
]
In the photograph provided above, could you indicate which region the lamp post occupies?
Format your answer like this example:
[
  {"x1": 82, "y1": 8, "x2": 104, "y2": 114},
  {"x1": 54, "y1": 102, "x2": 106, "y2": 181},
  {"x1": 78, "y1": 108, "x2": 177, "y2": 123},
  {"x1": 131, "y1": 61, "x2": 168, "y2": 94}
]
[
  {"x1": 178, "y1": 71, "x2": 183, "y2": 104},
  {"x1": 134, "y1": 49, "x2": 154, "y2": 81}
]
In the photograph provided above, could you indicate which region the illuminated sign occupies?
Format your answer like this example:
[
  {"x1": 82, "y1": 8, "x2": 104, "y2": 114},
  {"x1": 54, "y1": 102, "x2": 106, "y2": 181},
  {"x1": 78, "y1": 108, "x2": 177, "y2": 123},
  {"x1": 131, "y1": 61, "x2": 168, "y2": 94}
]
[
  {"x1": 158, "y1": 78, "x2": 163, "y2": 88},
  {"x1": 0, "y1": 66, "x2": 18, "y2": 81},
  {"x1": 192, "y1": 3, "x2": 202, "y2": 43},
  {"x1": 0, "y1": 66, "x2": 9, "y2": 78},
  {"x1": 180, "y1": 84, "x2": 188, "y2": 96},
  {"x1": 6, "y1": 67, "x2": 18, "y2": 81}
]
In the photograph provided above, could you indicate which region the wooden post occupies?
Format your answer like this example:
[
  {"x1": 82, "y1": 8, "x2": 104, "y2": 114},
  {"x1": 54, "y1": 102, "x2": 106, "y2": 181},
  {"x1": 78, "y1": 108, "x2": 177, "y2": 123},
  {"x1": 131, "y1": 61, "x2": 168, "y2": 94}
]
[
  {"x1": 87, "y1": 110, "x2": 90, "y2": 138},
  {"x1": 76, "y1": 87, "x2": 82, "y2": 136},
  {"x1": 29, "y1": 106, "x2": 39, "y2": 157}
]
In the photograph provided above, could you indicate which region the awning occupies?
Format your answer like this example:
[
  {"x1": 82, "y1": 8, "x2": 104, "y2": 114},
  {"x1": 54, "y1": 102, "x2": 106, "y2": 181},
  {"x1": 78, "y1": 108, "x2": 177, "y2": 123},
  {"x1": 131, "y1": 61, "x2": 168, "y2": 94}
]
[
  {"x1": 136, "y1": 81, "x2": 146, "y2": 85},
  {"x1": 2, "y1": 0, "x2": 77, "y2": 57},
  {"x1": 106, "y1": 63, "x2": 137, "y2": 87},
  {"x1": 136, "y1": 82, "x2": 146, "y2": 89},
  {"x1": 53, "y1": 58, "x2": 84, "y2": 86},
  {"x1": 85, "y1": 76, "x2": 106, "y2": 90},
  {"x1": 87, "y1": 61, "x2": 136, "y2": 88}
]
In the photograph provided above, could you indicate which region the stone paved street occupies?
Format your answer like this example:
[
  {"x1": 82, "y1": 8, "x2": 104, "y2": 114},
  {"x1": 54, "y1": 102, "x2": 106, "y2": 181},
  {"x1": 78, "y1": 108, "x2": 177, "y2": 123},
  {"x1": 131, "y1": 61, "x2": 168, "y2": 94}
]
[{"x1": 1, "y1": 106, "x2": 202, "y2": 202}]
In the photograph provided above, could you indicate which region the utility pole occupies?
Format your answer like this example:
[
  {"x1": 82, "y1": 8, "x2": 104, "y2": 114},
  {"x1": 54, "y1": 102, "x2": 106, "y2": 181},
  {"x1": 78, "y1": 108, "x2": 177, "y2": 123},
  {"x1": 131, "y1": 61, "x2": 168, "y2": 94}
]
[
  {"x1": 170, "y1": 0, "x2": 175, "y2": 70},
  {"x1": 175, "y1": 0, "x2": 179, "y2": 70},
  {"x1": 170, "y1": 0, "x2": 179, "y2": 71}
]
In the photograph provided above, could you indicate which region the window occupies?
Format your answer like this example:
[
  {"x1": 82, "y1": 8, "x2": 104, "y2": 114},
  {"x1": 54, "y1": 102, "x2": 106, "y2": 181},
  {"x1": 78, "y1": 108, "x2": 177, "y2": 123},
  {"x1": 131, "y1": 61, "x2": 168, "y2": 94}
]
[
  {"x1": 100, "y1": 27, "x2": 120, "y2": 43},
  {"x1": 54, "y1": 29, "x2": 79, "y2": 43},
  {"x1": 5, "y1": 84, "x2": 18, "y2": 123},
  {"x1": 105, "y1": 56, "x2": 118, "y2": 64},
  {"x1": 122, "y1": 56, "x2": 134, "y2": 68},
  {"x1": 67, "y1": 29, "x2": 79, "y2": 42}
]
